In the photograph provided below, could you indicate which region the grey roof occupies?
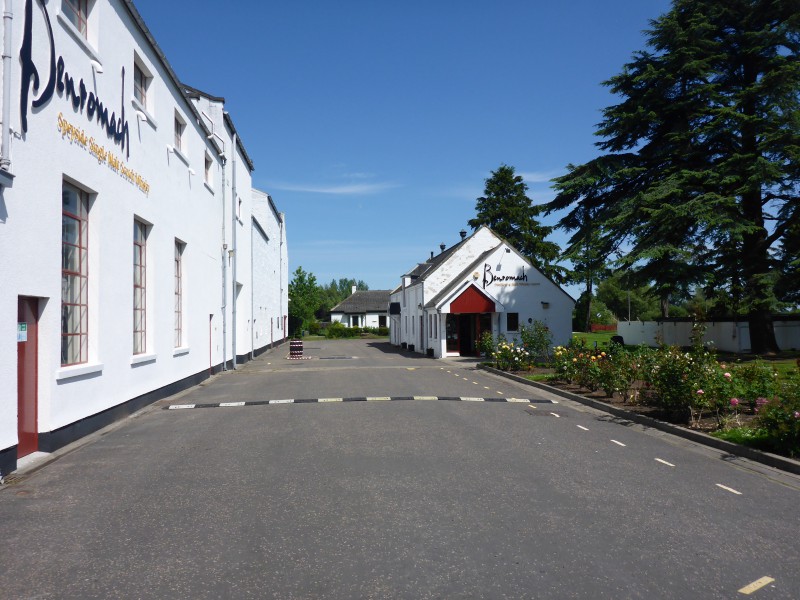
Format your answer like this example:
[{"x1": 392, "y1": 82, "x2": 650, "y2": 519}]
[
  {"x1": 404, "y1": 238, "x2": 468, "y2": 280},
  {"x1": 424, "y1": 247, "x2": 498, "y2": 308},
  {"x1": 331, "y1": 290, "x2": 391, "y2": 314},
  {"x1": 120, "y1": 2, "x2": 254, "y2": 170}
]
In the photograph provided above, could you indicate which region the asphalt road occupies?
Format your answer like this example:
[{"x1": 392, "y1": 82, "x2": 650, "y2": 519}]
[{"x1": 1, "y1": 340, "x2": 799, "y2": 599}]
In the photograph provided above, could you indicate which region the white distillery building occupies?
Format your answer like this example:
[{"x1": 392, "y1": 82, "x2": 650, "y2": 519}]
[
  {"x1": 389, "y1": 227, "x2": 574, "y2": 358},
  {"x1": 0, "y1": 0, "x2": 288, "y2": 476},
  {"x1": 330, "y1": 290, "x2": 390, "y2": 328}
]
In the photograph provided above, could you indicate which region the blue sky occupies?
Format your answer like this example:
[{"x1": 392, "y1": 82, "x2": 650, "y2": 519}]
[{"x1": 133, "y1": 0, "x2": 672, "y2": 296}]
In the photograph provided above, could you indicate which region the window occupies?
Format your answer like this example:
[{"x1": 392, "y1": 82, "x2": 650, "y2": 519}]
[
  {"x1": 62, "y1": 182, "x2": 89, "y2": 366},
  {"x1": 174, "y1": 114, "x2": 185, "y2": 152},
  {"x1": 174, "y1": 241, "x2": 184, "y2": 347},
  {"x1": 133, "y1": 221, "x2": 147, "y2": 354},
  {"x1": 507, "y1": 312, "x2": 519, "y2": 332},
  {"x1": 133, "y1": 63, "x2": 149, "y2": 110},
  {"x1": 204, "y1": 154, "x2": 213, "y2": 185},
  {"x1": 62, "y1": 0, "x2": 88, "y2": 38}
]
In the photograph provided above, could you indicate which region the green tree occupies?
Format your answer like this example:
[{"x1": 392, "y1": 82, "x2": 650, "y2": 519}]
[
  {"x1": 596, "y1": 272, "x2": 662, "y2": 322},
  {"x1": 468, "y1": 165, "x2": 563, "y2": 281},
  {"x1": 549, "y1": 0, "x2": 800, "y2": 353},
  {"x1": 317, "y1": 278, "x2": 370, "y2": 319},
  {"x1": 288, "y1": 267, "x2": 320, "y2": 332}
]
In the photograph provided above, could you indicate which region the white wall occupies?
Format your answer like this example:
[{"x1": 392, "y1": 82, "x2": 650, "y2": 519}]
[
  {"x1": 0, "y1": 0, "x2": 285, "y2": 463},
  {"x1": 617, "y1": 320, "x2": 800, "y2": 352},
  {"x1": 251, "y1": 189, "x2": 288, "y2": 353}
]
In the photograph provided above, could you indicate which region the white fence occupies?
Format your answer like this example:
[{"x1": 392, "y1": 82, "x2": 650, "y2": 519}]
[{"x1": 617, "y1": 319, "x2": 800, "y2": 353}]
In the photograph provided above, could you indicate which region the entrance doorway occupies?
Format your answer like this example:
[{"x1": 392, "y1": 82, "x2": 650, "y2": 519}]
[
  {"x1": 17, "y1": 297, "x2": 39, "y2": 458},
  {"x1": 446, "y1": 313, "x2": 492, "y2": 356}
]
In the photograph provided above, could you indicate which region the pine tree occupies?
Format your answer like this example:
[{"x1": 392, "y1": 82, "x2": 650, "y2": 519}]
[
  {"x1": 549, "y1": 0, "x2": 800, "y2": 353},
  {"x1": 469, "y1": 165, "x2": 563, "y2": 281}
]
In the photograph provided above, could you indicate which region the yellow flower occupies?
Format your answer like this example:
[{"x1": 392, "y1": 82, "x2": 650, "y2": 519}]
[
  {"x1": 572, "y1": 358, "x2": 578, "y2": 363},
  {"x1": 591, "y1": 356, "x2": 597, "y2": 361}
]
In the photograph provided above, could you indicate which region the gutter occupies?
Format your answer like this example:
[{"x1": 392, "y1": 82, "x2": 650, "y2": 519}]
[{"x1": 0, "y1": 0, "x2": 14, "y2": 187}]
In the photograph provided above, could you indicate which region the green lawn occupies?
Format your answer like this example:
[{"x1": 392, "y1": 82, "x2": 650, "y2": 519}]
[{"x1": 571, "y1": 331, "x2": 617, "y2": 348}]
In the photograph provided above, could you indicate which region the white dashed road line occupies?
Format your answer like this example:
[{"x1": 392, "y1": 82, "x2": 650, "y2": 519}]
[
  {"x1": 577, "y1": 425, "x2": 589, "y2": 431},
  {"x1": 219, "y1": 402, "x2": 245, "y2": 407},
  {"x1": 269, "y1": 399, "x2": 294, "y2": 404},
  {"x1": 655, "y1": 458, "x2": 675, "y2": 467},
  {"x1": 610, "y1": 439, "x2": 626, "y2": 447},
  {"x1": 550, "y1": 412, "x2": 560, "y2": 418},
  {"x1": 168, "y1": 404, "x2": 195, "y2": 410},
  {"x1": 716, "y1": 483, "x2": 742, "y2": 495}
]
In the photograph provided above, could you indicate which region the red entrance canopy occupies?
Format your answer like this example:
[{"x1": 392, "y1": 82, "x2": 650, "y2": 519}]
[{"x1": 450, "y1": 286, "x2": 496, "y2": 313}]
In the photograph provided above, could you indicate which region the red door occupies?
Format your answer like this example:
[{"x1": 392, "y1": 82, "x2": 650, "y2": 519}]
[{"x1": 17, "y1": 297, "x2": 39, "y2": 458}]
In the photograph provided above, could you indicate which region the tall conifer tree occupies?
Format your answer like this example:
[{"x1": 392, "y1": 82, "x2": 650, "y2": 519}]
[
  {"x1": 469, "y1": 165, "x2": 563, "y2": 282},
  {"x1": 549, "y1": 0, "x2": 800, "y2": 353}
]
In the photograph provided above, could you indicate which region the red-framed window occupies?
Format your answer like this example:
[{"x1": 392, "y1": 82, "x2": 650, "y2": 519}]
[
  {"x1": 62, "y1": 183, "x2": 89, "y2": 366},
  {"x1": 133, "y1": 221, "x2": 147, "y2": 354},
  {"x1": 62, "y1": 0, "x2": 88, "y2": 38},
  {"x1": 174, "y1": 241, "x2": 184, "y2": 347}
]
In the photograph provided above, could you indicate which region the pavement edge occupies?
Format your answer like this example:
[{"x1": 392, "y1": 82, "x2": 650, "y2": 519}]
[{"x1": 479, "y1": 364, "x2": 800, "y2": 476}]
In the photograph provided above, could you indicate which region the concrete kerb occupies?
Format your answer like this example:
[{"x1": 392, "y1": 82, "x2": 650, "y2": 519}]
[{"x1": 479, "y1": 364, "x2": 800, "y2": 477}]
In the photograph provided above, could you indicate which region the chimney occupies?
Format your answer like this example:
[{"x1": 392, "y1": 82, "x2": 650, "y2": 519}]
[
  {"x1": 351, "y1": 285, "x2": 357, "y2": 295},
  {"x1": 439, "y1": 243, "x2": 446, "y2": 253},
  {"x1": 459, "y1": 229, "x2": 467, "y2": 240},
  {"x1": 430, "y1": 251, "x2": 434, "y2": 260}
]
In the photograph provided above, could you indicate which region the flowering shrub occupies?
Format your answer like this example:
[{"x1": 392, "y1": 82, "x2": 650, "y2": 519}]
[
  {"x1": 646, "y1": 347, "x2": 698, "y2": 416},
  {"x1": 492, "y1": 339, "x2": 530, "y2": 371},
  {"x1": 519, "y1": 321, "x2": 553, "y2": 364},
  {"x1": 756, "y1": 393, "x2": 800, "y2": 457},
  {"x1": 477, "y1": 331, "x2": 495, "y2": 358},
  {"x1": 553, "y1": 344, "x2": 578, "y2": 383},
  {"x1": 730, "y1": 359, "x2": 779, "y2": 412}
]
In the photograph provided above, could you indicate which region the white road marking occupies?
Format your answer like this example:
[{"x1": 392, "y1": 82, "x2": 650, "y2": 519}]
[
  {"x1": 507, "y1": 398, "x2": 529, "y2": 403},
  {"x1": 716, "y1": 483, "x2": 742, "y2": 495},
  {"x1": 655, "y1": 458, "x2": 675, "y2": 467},
  {"x1": 577, "y1": 425, "x2": 589, "y2": 431},
  {"x1": 414, "y1": 396, "x2": 438, "y2": 400},
  {"x1": 611, "y1": 439, "x2": 626, "y2": 447},
  {"x1": 367, "y1": 396, "x2": 391, "y2": 401},
  {"x1": 219, "y1": 402, "x2": 245, "y2": 407},
  {"x1": 550, "y1": 412, "x2": 560, "y2": 418},
  {"x1": 269, "y1": 399, "x2": 294, "y2": 404},
  {"x1": 473, "y1": 381, "x2": 479, "y2": 385},
  {"x1": 738, "y1": 576, "x2": 774, "y2": 595},
  {"x1": 169, "y1": 404, "x2": 195, "y2": 410},
  {"x1": 318, "y1": 398, "x2": 343, "y2": 402},
  {"x1": 461, "y1": 397, "x2": 484, "y2": 402},
  {"x1": 484, "y1": 386, "x2": 490, "y2": 390},
  {"x1": 551, "y1": 400, "x2": 559, "y2": 404}
]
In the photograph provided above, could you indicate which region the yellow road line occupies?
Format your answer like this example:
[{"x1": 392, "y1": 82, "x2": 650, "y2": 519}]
[{"x1": 738, "y1": 576, "x2": 775, "y2": 595}]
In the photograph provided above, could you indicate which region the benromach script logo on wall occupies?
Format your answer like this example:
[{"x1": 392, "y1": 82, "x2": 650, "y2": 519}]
[{"x1": 19, "y1": 0, "x2": 131, "y2": 158}]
